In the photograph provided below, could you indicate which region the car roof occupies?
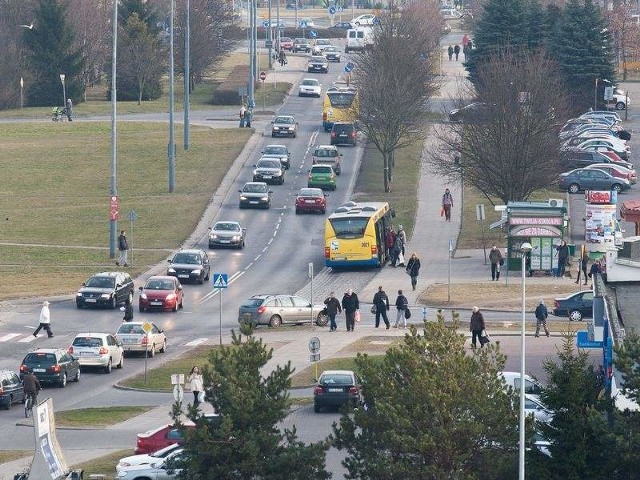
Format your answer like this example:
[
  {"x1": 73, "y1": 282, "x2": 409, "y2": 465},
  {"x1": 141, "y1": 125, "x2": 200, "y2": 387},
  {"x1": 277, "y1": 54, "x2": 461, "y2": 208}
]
[
  {"x1": 244, "y1": 181, "x2": 268, "y2": 186},
  {"x1": 175, "y1": 248, "x2": 203, "y2": 254},
  {"x1": 265, "y1": 144, "x2": 287, "y2": 149},
  {"x1": 117, "y1": 321, "x2": 153, "y2": 327},
  {"x1": 298, "y1": 187, "x2": 324, "y2": 195},
  {"x1": 320, "y1": 370, "x2": 356, "y2": 375},
  {"x1": 147, "y1": 275, "x2": 178, "y2": 281},
  {"x1": 89, "y1": 271, "x2": 124, "y2": 278},
  {"x1": 74, "y1": 332, "x2": 114, "y2": 338},
  {"x1": 315, "y1": 145, "x2": 338, "y2": 150},
  {"x1": 26, "y1": 348, "x2": 62, "y2": 354},
  {"x1": 213, "y1": 220, "x2": 240, "y2": 226},
  {"x1": 275, "y1": 115, "x2": 295, "y2": 120}
]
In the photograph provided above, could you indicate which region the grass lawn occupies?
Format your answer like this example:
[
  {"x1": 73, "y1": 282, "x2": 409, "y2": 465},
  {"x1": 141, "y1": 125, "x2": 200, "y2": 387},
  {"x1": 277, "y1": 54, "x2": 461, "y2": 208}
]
[
  {"x1": 290, "y1": 354, "x2": 384, "y2": 387},
  {"x1": 71, "y1": 449, "x2": 132, "y2": 478},
  {"x1": 55, "y1": 406, "x2": 154, "y2": 428},
  {"x1": 0, "y1": 451, "x2": 30, "y2": 465}
]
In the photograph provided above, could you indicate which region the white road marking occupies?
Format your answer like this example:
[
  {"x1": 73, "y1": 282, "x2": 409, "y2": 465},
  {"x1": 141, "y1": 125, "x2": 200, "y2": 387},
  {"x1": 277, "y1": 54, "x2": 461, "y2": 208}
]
[
  {"x1": 185, "y1": 338, "x2": 208, "y2": 347},
  {"x1": 19, "y1": 335, "x2": 37, "y2": 343},
  {"x1": 0, "y1": 333, "x2": 21, "y2": 342}
]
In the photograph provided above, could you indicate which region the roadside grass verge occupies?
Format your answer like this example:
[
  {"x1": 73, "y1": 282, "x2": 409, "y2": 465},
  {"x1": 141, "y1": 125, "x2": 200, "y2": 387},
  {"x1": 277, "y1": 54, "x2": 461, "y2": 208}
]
[
  {"x1": 352, "y1": 139, "x2": 423, "y2": 239},
  {"x1": 55, "y1": 406, "x2": 154, "y2": 428},
  {"x1": 0, "y1": 451, "x2": 30, "y2": 465},
  {"x1": 290, "y1": 354, "x2": 384, "y2": 388},
  {"x1": 71, "y1": 449, "x2": 132, "y2": 477},
  {"x1": 0, "y1": 122, "x2": 250, "y2": 300}
]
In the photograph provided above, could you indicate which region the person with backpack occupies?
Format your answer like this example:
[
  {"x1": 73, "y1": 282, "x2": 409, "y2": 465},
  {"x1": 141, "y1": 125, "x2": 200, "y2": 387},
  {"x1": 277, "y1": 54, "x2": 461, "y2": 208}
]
[
  {"x1": 393, "y1": 290, "x2": 409, "y2": 329},
  {"x1": 442, "y1": 188, "x2": 454, "y2": 221}
]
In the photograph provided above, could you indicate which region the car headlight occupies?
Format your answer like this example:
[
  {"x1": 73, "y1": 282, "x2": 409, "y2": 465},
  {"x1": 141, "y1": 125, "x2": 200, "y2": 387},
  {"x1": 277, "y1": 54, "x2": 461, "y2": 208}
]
[
  {"x1": 76, "y1": 292, "x2": 82, "y2": 297},
  {"x1": 240, "y1": 195, "x2": 248, "y2": 200},
  {"x1": 100, "y1": 293, "x2": 111, "y2": 299},
  {"x1": 167, "y1": 267, "x2": 176, "y2": 273},
  {"x1": 261, "y1": 196, "x2": 269, "y2": 201},
  {"x1": 191, "y1": 268, "x2": 202, "y2": 275},
  {"x1": 307, "y1": 63, "x2": 313, "y2": 67},
  {"x1": 288, "y1": 127, "x2": 294, "y2": 131},
  {"x1": 210, "y1": 233, "x2": 218, "y2": 239},
  {"x1": 140, "y1": 293, "x2": 148, "y2": 300},
  {"x1": 166, "y1": 294, "x2": 176, "y2": 301}
]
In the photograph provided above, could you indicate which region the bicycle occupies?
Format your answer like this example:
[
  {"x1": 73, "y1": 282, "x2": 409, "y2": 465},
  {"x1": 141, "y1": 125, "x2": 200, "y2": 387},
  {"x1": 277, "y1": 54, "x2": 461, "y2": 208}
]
[{"x1": 24, "y1": 392, "x2": 37, "y2": 419}]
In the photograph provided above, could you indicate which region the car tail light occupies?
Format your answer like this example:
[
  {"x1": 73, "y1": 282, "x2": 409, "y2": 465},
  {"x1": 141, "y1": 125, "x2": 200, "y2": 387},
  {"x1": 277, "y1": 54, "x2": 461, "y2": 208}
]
[
  {"x1": 371, "y1": 245, "x2": 377, "y2": 256},
  {"x1": 67, "y1": 346, "x2": 74, "y2": 354},
  {"x1": 257, "y1": 305, "x2": 266, "y2": 314},
  {"x1": 314, "y1": 386, "x2": 324, "y2": 395},
  {"x1": 331, "y1": 131, "x2": 336, "y2": 138},
  {"x1": 99, "y1": 347, "x2": 109, "y2": 355},
  {"x1": 141, "y1": 336, "x2": 148, "y2": 345},
  {"x1": 325, "y1": 247, "x2": 330, "y2": 259},
  {"x1": 348, "y1": 386, "x2": 359, "y2": 395},
  {"x1": 322, "y1": 112, "x2": 327, "y2": 122},
  {"x1": 49, "y1": 365, "x2": 61, "y2": 373}
]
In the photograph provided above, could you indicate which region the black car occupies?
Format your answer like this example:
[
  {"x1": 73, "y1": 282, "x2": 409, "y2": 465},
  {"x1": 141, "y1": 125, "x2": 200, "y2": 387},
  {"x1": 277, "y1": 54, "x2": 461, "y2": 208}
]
[
  {"x1": 552, "y1": 291, "x2": 593, "y2": 321},
  {"x1": 307, "y1": 55, "x2": 329, "y2": 73},
  {"x1": 314, "y1": 370, "x2": 361, "y2": 412},
  {"x1": 561, "y1": 149, "x2": 633, "y2": 171},
  {"x1": 20, "y1": 348, "x2": 81, "y2": 388},
  {"x1": 0, "y1": 370, "x2": 25, "y2": 409},
  {"x1": 76, "y1": 271, "x2": 135, "y2": 309},
  {"x1": 448, "y1": 102, "x2": 490, "y2": 124},
  {"x1": 238, "y1": 182, "x2": 273, "y2": 209},
  {"x1": 292, "y1": 37, "x2": 311, "y2": 53},
  {"x1": 329, "y1": 21, "x2": 353, "y2": 29},
  {"x1": 167, "y1": 249, "x2": 211, "y2": 284},
  {"x1": 330, "y1": 122, "x2": 357, "y2": 146}
]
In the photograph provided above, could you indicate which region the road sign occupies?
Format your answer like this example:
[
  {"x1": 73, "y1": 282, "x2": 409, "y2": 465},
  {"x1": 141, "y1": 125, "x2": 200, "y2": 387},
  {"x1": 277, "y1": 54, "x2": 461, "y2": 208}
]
[
  {"x1": 142, "y1": 321, "x2": 153, "y2": 334},
  {"x1": 262, "y1": 20, "x2": 270, "y2": 28},
  {"x1": 213, "y1": 273, "x2": 228, "y2": 288},
  {"x1": 300, "y1": 20, "x2": 308, "y2": 28},
  {"x1": 171, "y1": 374, "x2": 185, "y2": 385},
  {"x1": 109, "y1": 195, "x2": 119, "y2": 221},
  {"x1": 310, "y1": 30, "x2": 318, "y2": 38},
  {"x1": 173, "y1": 385, "x2": 184, "y2": 402},
  {"x1": 337, "y1": 5, "x2": 343, "y2": 11},
  {"x1": 127, "y1": 210, "x2": 139, "y2": 221},
  {"x1": 328, "y1": 6, "x2": 336, "y2": 14},
  {"x1": 476, "y1": 204, "x2": 485, "y2": 222},
  {"x1": 309, "y1": 336, "x2": 321, "y2": 353},
  {"x1": 310, "y1": 353, "x2": 321, "y2": 362},
  {"x1": 344, "y1": 62, "x2": 355, "y2": 73},
  {"x1": 373, "y1": 16, "x2": 380, "y2": 25},
  {"x1": 259, "y1": 71, "x2": 267, "y2": 81}
]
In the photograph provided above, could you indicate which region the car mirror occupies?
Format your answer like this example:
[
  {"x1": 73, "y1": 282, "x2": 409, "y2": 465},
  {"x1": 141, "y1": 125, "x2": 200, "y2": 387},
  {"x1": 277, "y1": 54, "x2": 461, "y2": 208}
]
[
  {"x1": 82, "y1": 283, "x2": 86, "y2": 287},
  {"x1": 253, "y1": 164, "x2": 257, "y2": 167},
  {"x1": 167, "y1": 259, "x2": 172, "y2": 263},
  {"x1": 138, "y1": 286, "x2": 143, "y2": 291},
  {"x1": 268, "y1": 191, "x2": 274, "y2": 194},
  {"x1": 178, "y1": 285, "x2": 183, "y2": 290}
]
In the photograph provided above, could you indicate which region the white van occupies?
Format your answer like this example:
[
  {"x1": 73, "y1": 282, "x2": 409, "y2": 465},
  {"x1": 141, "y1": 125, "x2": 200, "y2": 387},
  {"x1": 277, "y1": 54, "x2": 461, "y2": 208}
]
[
  {"x1": 345, "y1": 27, "x2": 373, "y2": 53},
  {"x1": 500, "y1": 371, "x2": 544, "y2": 401}
]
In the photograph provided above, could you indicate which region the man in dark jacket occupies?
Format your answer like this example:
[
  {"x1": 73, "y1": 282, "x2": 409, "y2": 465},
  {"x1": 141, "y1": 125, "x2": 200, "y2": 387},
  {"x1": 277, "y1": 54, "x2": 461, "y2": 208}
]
[
  {"x1": 372, "y1": 286, "x2": 390, "y2": 329},
  {"x1": 394, "y1": 290, "x2": 408, "y2": 329},
  {"x1": 469, "y1": 306, "x2": 485, "y2": 348},
  {"x1": 556, "y1": 241, "x2": 570, "y2": 278},
  {"x1": 324, "y1": 292, "x2": 342, "y2": 332},
  {"x1": 534, "y1": 299, "x2": 549, "y2": 337},
  {"x1": 488, "y1": 245, "x2": 503, "y2": 281},
  {"x1": 453, "y1": 44, "x2": 460, "y2": 60},
  {"x1": 117, "y1": 230, "x2": 129, "y2": 267},
  {"x1": 342, "y1": 289, "x2": 359, "y2": 332}
]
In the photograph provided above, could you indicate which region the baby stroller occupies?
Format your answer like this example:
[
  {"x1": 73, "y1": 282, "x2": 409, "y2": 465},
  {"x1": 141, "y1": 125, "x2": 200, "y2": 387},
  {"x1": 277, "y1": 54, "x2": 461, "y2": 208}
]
[{"x1": 51, "y1": 106, "x2": 65, "y2": 122}]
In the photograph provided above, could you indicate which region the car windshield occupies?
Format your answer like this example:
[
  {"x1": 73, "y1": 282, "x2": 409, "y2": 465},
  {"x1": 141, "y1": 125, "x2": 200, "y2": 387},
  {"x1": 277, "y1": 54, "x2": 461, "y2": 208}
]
[
  {"x1": 315, "y1": 148, "x2": 338, "y2": 158},
  {"x1": 320, "y1": 373, "x2": 353, "y2": 385},
  {"x1": 72, "y1": 337, "x2": 103, "y2": 348},
  {"x1": 311, "y1": 56, "x2": 326, "y2": 62},
  {"x1": 172, "y1": 253, "x2": 201, "y2": 264},
  {"x1": 117, "y1": 324, "x2": 145, "y2": 335},
  {"x1": 329, "y1": 217, "x2": 368, "y2": 238},
  {"x1": 146, "y1": 279, "x2": 175, "y2": 290},
  {"x1": 325, "y1": 47, "x2": 339, "y2": 52},
  {"x1": 317, "y1": 40, "x2": 330, "y2": 45},
  {"x1": 85, "y1": 276, "x2": 115, "y2": 289},
  {"x1": 302, "y1": 79, "x2": 319, "y2": 86},
  {"x1": 312, "y1": 166, "x2": 333, "y2": 174},
  {"x1": 328, "y1": 92, "x2": 355, "y2": 108},
  {"x1": 275, "y1": 117, "x2": 294, "y2": 124},
  {"x1": 243, "y1": 183, "x2": 267, "y2": 193},
  {"x1": 241, "y1": 297, "x2": 265, "y2": 308},
  {"x1": 213, "y1": 223, "x2": 240, "y2": 232},
  {"x1": 258, "y1": 160, "x2": 281, "y2": 169},
  {"x1": 299, "y1": 188, "x2": 322, "y2": 197},
  {"x1": 264, "y1": 146, "x2": 287, "y2": 155},
  {"x1": 281, "y1": 37, "x2": 292, "y2": 42}
]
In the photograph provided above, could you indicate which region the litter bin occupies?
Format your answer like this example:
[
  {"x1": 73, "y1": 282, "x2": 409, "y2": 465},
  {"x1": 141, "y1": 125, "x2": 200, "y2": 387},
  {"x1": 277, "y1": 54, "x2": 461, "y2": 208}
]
[{"x1": 568, "y1": 244, "x2": 576, "y2": 256}]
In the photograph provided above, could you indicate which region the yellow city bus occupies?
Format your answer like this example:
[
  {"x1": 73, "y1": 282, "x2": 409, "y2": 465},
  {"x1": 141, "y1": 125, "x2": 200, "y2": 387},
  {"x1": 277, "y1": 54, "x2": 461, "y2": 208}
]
[
  {"x1": 324, "y1": 201, "x2": 394, "y2": 268},
  {"x1": 322, "y1": 87, "x2": 359, "y2": 131}
]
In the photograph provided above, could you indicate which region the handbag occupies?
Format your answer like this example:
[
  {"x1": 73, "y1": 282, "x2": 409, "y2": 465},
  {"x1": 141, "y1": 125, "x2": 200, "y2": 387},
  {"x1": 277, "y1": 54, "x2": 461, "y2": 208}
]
[
  {"x1": 370, "y1": 305, "x2": 377, "y2": 314},
  {"x1": 354, "y1": 310, "x2": 361, "y2": 322},
  {"x1": 404, "y1": 308, "x2": 412, "y2": 319},
  {"x1": 499, "y1": 258, "x2": 504, "y2": 266},
  {"x1": 440, "y1": 207, "x2": 445, "y2": 217},
  {"x1": 198, "y1": 391, "x2": 205, "y2": 403},
  {"x1": 479, "y1": 331, "x2": 490, "y2": 346}
]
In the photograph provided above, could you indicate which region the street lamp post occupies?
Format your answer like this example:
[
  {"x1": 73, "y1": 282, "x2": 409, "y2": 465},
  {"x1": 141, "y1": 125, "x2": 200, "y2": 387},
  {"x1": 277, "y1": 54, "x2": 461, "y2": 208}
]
[
  {"x1": 519, "y1": 241, "x2": 532, "y2": 480},
  {"x1": 59, "y1": 73, "x2": 66, "y2": 108},
  {"x1": 109, "y1": 0, "x2": 118, "y2": 259},
  {"x1": 168, "y1": 0, "x2": 176, "y2": 192},
  {"x1": 183, "y1": 0, "x2": 190, "y2": 151}
]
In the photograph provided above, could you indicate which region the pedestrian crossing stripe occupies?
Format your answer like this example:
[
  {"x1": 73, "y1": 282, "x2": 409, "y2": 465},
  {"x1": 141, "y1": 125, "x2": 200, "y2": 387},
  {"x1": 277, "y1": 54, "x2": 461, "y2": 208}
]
[{"x1": 212, "y1": 273, "x2": 228, "y2": 289}]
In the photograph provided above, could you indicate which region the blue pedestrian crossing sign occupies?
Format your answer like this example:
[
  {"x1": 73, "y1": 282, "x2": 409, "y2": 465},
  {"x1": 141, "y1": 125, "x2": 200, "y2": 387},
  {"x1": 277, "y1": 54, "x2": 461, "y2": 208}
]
[
  {"x1": 344, "y1": 61, "x2": 355, "y2": 73},
  {"x1": 213, "y1": 273, "x2": 228, "y2": 289},
  {"x1": 262, "y1": 20, "x2": 269, "y2": 28},
  {"x1": 328, "y1": 6, "x2": 336, "y2": 14},
  {"x1": 300, "y1": 20, "x2": 308, "y2": 28}
]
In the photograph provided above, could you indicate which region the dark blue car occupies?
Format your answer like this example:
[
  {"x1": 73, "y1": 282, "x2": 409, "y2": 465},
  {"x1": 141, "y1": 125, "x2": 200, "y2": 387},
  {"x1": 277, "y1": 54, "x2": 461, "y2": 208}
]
[{"x1": 552, "y1": 291, "x2": 593, "y2": 321}]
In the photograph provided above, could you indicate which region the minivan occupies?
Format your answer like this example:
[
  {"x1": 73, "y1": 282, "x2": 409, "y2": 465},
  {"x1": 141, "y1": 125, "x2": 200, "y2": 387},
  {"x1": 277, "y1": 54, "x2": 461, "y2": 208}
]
[
  {"x1": 345, "y1": 27, "x2": 373, "y2": 53},
  {"x1": 330, "y1": 122, "x2": 357, "y2": 146},
  {"x1": 0, "y1": 370, "x2": 25, "y2": 409}
]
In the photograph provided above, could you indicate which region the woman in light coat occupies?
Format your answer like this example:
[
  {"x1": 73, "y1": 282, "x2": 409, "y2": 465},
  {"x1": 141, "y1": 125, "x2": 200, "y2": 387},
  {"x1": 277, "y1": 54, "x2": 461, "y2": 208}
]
[{"x1": 188, "y1": 365, "x2": 204, "y2": 407}]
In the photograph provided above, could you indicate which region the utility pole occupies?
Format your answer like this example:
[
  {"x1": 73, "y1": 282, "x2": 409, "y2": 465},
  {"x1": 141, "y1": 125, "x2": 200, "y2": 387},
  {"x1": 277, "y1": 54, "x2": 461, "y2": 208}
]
[
  {"x1": 109, "y1": 0, "x2": 118, "y2": 259},
  {"x1": 248, "y1": 0, "x2": 256, "y2": 125},
  {"x1": 168, "y1": 0, "x2": 176, "y2": 192},
  {"x1": 183, "y1": 0, "x2": 190, "y2": 150}
]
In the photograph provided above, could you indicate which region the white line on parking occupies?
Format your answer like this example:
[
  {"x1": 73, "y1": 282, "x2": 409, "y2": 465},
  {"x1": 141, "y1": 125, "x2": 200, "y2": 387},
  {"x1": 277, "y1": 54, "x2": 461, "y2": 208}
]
[
  {"x1": 262, "y1": 246, "x2": 268, "y2": 252},
  {"x1": 254, "y1": 255, "x2": 261, "y2": 261}
]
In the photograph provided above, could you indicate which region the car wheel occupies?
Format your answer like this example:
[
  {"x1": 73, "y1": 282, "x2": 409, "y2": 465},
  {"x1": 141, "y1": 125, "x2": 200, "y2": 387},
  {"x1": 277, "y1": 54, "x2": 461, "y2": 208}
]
[
  {"x1": 296, "y1": 207, "x2": 300, "y2": 214},
  {"x1": 269, "y1": 315, "x2": 282, "y2": 327},
  {"x1": 76, "y1": 301, "x2": 82, "y2": 309},
  {"x1": 616, "y1": 101, "x2": 626, "y2": 110},
  {"x1": 104, "y1": 359, "x2": 112, "y2": 374},
  {"x1": 569, "y1": 310, "x2": 583, "y2": 322},
  {"x1": 314, "y1": 403, "x2": 321, "y2": 413},
  {"x1": 568, "y1": 183, "x2": 580, "y2": 194},
  {"x1": 74, "y1": 368, "x2": 81, "y2": 382},
  {"x1": 160, "y1": 340, "x2": 166, "y2": 353},
  {"x1": 117, "y1": 354, "x2": 124, "y2": 369},
  {"x1": 612, "y1": 184, "x2": 623, "y2": 193},
  {"x1": 148, "y1": 345, "x2": 155, "y2": 358},
  {"x1": 4, "y1": 396, "x2": 11, "y2": 410},
  {"x1": 59, "y1": 373, "x2": 67, "y2": 388},
  {"x1": 316, "y1": 312, "x2": 329, "y2": 326}
]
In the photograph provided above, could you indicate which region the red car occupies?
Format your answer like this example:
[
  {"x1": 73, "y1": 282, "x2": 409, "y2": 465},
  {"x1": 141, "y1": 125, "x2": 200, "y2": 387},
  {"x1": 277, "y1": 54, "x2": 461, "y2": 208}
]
[
  {"x1": 279, "y1": 37, "x2": 294, "y2": 51},
  {"x1": 295, "y1": 187, "x2": 327, "y2": 214},
  {"x1": 134, "y1": 423, "x2": 194, "y2": 454},
  {"x1": 138, "y1": 275, "x2": 184, "y2": 312}
]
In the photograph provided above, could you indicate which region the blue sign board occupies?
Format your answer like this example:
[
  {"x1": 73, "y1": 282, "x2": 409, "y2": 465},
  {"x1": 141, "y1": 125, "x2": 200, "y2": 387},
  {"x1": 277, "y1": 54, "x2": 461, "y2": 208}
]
[
  {"x1": 344, "y1": 62, "x2": 355, "y2": 73},
  {"x1": 328, "y1": 6, "x2": 336, "y2": 14},
  {"x1": 262, "y1": 20, "x2": 270, "y2": 28},
  {"x1": 337, "y1": 5, "x2": 343, "y2": 11},
  {"x1": 300, "y1": 20, "x2": 308, "y2": 28},
  {"x1": 577, "y1": 330, "x2": 603, "y2": 349},
  {"x1": 212, "y1": 273, "x2": 228, "y2": 289},
  {"x1": 310, "y1": 30, "x2": 318, "y2": 38},
  {"x1": 373, "y1": 16, "x2": 380, "y2": 25}
]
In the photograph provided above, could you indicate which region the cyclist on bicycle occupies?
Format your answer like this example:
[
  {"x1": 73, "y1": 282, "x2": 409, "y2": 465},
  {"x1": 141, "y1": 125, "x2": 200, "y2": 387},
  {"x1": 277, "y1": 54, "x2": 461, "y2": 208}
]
[{"x1": 23, "y1": 370, "x2": 42, "y2": 405}]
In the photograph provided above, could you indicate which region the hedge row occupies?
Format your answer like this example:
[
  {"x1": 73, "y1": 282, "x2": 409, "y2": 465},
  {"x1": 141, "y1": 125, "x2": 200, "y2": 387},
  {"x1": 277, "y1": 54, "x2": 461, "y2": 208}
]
[{"x1": 212, "y1": 64, "x2": 251, "y2": 106}]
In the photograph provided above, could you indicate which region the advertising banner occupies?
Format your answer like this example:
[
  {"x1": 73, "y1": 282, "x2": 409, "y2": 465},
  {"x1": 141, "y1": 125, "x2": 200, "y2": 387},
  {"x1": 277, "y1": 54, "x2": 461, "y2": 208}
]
[{"x1": 585, "y1": 203, "x2": 618, "y2": 252}]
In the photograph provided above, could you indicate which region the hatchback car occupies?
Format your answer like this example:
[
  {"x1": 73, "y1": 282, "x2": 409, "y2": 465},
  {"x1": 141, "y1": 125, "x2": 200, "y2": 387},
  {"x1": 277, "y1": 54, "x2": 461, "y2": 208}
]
[
  {"x1": 558, "y1": 168, "x2": 630, "y2": 194},
  {"x1": 68, "y1": 333, "x2": 124, "y2": 373},
  {"x1": 307, "y1": 55, "x2": 329, "y2": 73},
  {"x1": 166, "y1": 249, "x2": 210, "y2": 284},
  {"x1": 308, "y1": 164, "x2": 337, "y2": 190},
  {"x1": 138, "y1": 275, "x2": 184, "y2": 311},
  {"x1": 552, "y1": 291, "x2": 593, "y2": 321},
  {"x1": 298, "y1": 78, "x2": 322, "y2": 98},
  {"x1": 117, "y1": 449, "x2": 184, "y2": 479},
  {"x1": 0, "y1": 370, "x2": 25, "y2": 410},
  {"x1": 278, "y1": 36, "x2": 294, "y2": 51},
  {"x1": 117, "y1": 443, "x2": 183, "y2": 470},
  {"x1": 585, "y1": 163, "x2": 637, "y2": 184},
  {"x1": 295, "y1": 188, "x2": 327, "y2": 214},
  {"x1": 238, "y1": 294, "x2": 329, "y2": 327},
  {"x1": 323, "y1": 45, "x2": 342, "y2": 62},
  {"x1": 261, "y1": 144, "x2": 291, "y2": 169},
  {"x1": 20, "y1": 348, "x2": 81, "y2": 388},
  {"x1": 499, "y1": 371, "x2": 544, "y2": 403},
  {"x1": 134, "y1": 424, "x2": 192, "y2": 454},
  {"x1": 238, "y1": 182, "x2": 272, "y2": 209},
  {"x1": 76, "y1": 271, "x2": 135, "y2": 309},
  {"x1": 330, "y1": 21, "x2": 353, "y2": 29},
  {"x1": 312, "y1": 39, "x2": 332, "y2": 55},
  {"x1": 312, "y1": 145, "x2": 342, "y2": 174},
  {"x1": 314, "y1": 370, "x2": 361, "y2": 413},
  {"x1": 271, "y1": 115, "x2": 298, "y2": 137},
  {"x1": 351, "y1": 13, "x2": 377, "y2": 25},
  {"x1": 208, "y1": 221, "x2": 246, "y2": 249},
  {"x1": 292, "y1": 37, "x2": 311, "y2": 53},
  {"x1": 115, "y1": 321, "x2": 167, "y2": 357},
  {"x1": 253, "y1": 157, "x2": 285, "y2": 184},
  {"x1": 330, "y1": 122, "x2": 357, "y2": 146}
]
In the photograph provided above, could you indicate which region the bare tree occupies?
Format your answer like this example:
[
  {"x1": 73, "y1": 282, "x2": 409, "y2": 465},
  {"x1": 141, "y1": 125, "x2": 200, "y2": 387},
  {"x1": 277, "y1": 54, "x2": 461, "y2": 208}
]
[
  {"x1": 353, "y1": 0, "x2": 442, "y2": 192},
  {"x1": 607, "y1": 3, "x2": 635, "y2": 81},
  {"x1": 430, "y1": 50, "x2": 568, "y2": 205}
]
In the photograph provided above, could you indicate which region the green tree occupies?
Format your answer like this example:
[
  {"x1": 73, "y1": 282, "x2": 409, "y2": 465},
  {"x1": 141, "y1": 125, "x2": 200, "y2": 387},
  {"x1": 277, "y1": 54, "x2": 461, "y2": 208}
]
[
  {"x1": 551, "y1": 0, "x2": 615, "y2": 113},
  {"x1": 332, "y1": 313, "x2": 520, "y2": 480},
  {"x1": 174, "y1": 331, "x2": 331, "y2": 480},
  {"x1": 22, "y1": 0, "x2": 85, "y2": 107},
  {"x1": 119, "y1": 0, "x2": 162, "y2": 35}
]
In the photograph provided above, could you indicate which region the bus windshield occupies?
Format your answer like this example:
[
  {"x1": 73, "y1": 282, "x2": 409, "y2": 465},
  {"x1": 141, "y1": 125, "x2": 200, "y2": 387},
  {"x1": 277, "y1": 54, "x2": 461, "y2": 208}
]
[
  {"x1": 329, "y1": 217, "x2": 368, "y2": 238},
  {"x1": 327, "y1": 92, "x2": 355, "y2": 108}
]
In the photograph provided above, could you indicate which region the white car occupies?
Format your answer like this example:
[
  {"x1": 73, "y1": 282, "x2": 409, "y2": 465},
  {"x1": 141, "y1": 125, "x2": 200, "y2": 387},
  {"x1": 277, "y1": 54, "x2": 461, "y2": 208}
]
[
  {"x1": 312, "y1": 39, "x2": 332, "y2": 55},
  {"x1": 440, "y1": 8, "x2": 462, "y2": 19},
  {"x1": 525, "y1": 394, "x2": 553, "y2": 423},
  {"x1": 117, "y1": 444, "x2": 182, "y2": 471},
  {"x1": 298, "y1": 78, "x2": 322, "y2": 97},
  {"x1": 351, "y1": 14, "x2": 377, "y2": 25},
  {"x1": 499, "y1": 371, "x2": 544, "y2": 402},
  {"x1": 115, "y1": 321, "x2": 167, "y2": 357},
  {"x1": 116, "y1": 448, "x2": 183, "y2": 479},
  {"x1": 68, "y1": 333, "x2": 124, "y2": 373}
]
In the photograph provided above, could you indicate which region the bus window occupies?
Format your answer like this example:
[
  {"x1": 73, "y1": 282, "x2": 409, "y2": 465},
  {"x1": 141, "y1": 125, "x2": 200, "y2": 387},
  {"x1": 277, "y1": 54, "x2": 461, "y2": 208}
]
[
  {"x1": 327, "y1": 92, "x2": 355, "y2": 108},
  {"x1": 329, "y1": 218, "x2": 368, "y2": 238}
]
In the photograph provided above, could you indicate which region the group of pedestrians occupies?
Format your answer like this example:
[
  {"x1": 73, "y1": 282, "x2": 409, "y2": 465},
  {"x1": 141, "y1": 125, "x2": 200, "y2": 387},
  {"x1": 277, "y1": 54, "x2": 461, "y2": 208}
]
[{"x1": 385, "y1": 225, "x2": 407, "y2": 267}]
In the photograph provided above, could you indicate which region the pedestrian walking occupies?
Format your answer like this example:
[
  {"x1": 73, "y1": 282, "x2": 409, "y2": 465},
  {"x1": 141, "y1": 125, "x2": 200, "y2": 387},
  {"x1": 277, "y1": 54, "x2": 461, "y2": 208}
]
[
  {"x1": 442, "y1": 188, "x2": 453, "y2": 221},
  {"x1": 447, "y1": 45, "x2": 454, "y2": 61},
  {"x1": 245, "y1": 105, "x2": 252, "y2": 128},
  {"x1": 454, "y1": 44, "x2": 460, "y2": 61},
  {"x1": 469, "y1": 306, "x2": 485, "y2": 349},
  {"x1": 239, "y1": 104, "x2": 246, "y2": 128},
  {"x1": 489, "y1": 245, "x2": 503, "y2": 281},
  {"x1": 278, "y1": 49, "x2": 287, "y2": 66},
  {"x1": 65, "y1": 98, "x2": 73, "y2": 121},
  {"x1": 589, "y1": 260, "x2": 602, "y2": 287},
  {"x1": 406, "y1": 252, "x2": 421, "y2": 291},
  {"x1": 534, "y1": 299, "x2": 550, "y2": 337},
  {"x1": 392, "y1": 232, "x2": 404, "y2": 267},
  {"x1": 394, "y1": 290, "x2": 408, "y2": 329},
  {"x1": 342, "y1": 289, "x2": 360, "y2": 332},
  {"x1": 324, "y1": 291, "x2": 342, "y2": 332},
  {"x1": 575, "y1": 249, "x2": 589, "y2": 286},
  {"x1": 116, "y1": 230, "x2": 129, "y2": 267},
  {"x1": 462, "y1": 33, "x2": 469, "y2": 47},
  {"x1": 122, "y1": 297, "x2": 134, "y2": 322},
  {"x1": 555, "y1": 241, "x2": 570, "y2": 278},
  {"x1": 372, "y1": 286, "x2": 390, "y2": 329},
  {"x1": 188, "y1": 365, "x2": 204, "y2": 408},
  {"x1": 385, "y1": 227, "x2": 396, "y2": 265},
  {"x1": 33, "y1": 301, "x2": 54, "y2": 338},
  {"x1": 397, "y1": 225, "x2": 407, "y2": 257}
]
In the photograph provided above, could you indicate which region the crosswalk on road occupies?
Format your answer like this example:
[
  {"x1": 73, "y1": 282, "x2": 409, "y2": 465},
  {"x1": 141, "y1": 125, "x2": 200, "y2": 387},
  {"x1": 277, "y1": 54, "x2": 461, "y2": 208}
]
[{"x1": 0, "y1": 332, "x2": 211, "y2": 346}]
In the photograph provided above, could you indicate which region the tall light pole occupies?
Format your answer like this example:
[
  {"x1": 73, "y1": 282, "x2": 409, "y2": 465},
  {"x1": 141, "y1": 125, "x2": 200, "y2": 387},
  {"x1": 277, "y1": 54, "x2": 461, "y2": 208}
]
[
  {"x1": 109, "y1": 0, "x2": 118, "y2": 259},
  {"x1": 168, "y1": 0, "x2": 176, "y2": 192},
  {"x1": 20, "y1": 77, "x2": 24, "y2": 115},
  {"x1": 248, "y1": 0, "x2": 256, "y2": 125},
  {"x1": 183, "y1": 0, "x2": 190, "y2": 150},
  {"x1": 519, "y1": 241, "x2": 532, "y2": 480},
  {"x1": 59, "y1": 73, "x2": 66, "y2": 107}
]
